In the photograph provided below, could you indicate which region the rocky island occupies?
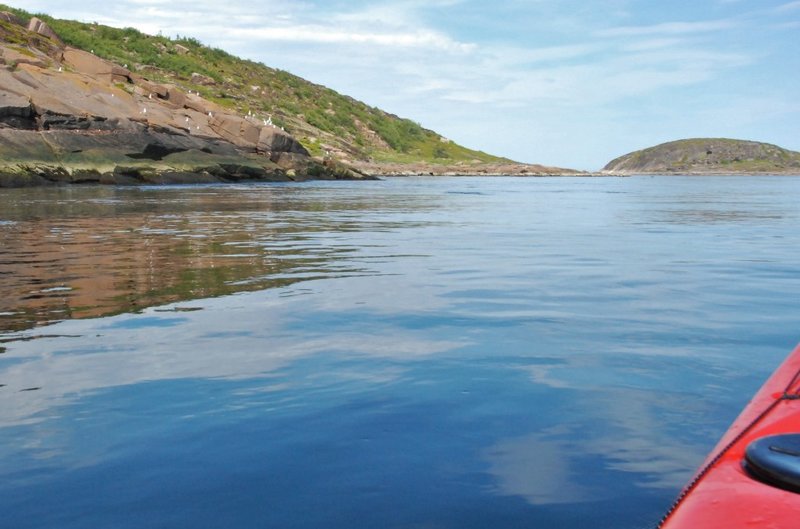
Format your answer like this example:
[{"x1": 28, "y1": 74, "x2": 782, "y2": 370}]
[
  {"x1": 0, "y1": 7, "x2": 580, "y2": 187},
  {"x1": 603, "y1": 138, "x2": 800, "y2": 175},
  {"x1": 0, "y1": 12, "x2": 372, "y2": 186}
]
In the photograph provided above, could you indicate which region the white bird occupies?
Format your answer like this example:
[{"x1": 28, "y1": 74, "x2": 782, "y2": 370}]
[{"x1": 57, "y1": 66, "x2": 62, "y2": 72}]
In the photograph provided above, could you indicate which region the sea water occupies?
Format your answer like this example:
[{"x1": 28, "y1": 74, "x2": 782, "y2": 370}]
[{"x1": 1, "y1": 176, "x2": 799, "y2": 528}]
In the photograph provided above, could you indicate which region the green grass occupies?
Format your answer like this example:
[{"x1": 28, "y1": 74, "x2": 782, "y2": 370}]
[{"x1": 0, "y1": 4, "x2": 508, "y2": 165}]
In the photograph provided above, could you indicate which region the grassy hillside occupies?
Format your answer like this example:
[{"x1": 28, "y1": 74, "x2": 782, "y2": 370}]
[{"x1": 0, "y1": 4, "x2": 507, "y2": 166}]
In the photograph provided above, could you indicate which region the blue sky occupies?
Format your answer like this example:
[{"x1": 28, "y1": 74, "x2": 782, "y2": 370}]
[{"x1": 16, "y1": 0, "x2": 800, "y2": 169}]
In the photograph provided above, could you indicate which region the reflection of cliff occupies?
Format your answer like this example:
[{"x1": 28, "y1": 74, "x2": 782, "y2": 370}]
[
  {"x1": 0, "y1": 215, "x2": 274, "y2": 333},
  {"x1": 0, "y1": 186, "x2": 395, "y2": 334}
]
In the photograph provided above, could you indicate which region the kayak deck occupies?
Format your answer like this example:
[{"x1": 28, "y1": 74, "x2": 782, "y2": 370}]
[{"x1": 659, "y1": 343, "x2": 800, "y2": 528}]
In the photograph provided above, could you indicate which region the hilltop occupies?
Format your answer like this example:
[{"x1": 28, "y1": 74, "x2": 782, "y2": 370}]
[
  {"x1": 0, "y1": 5, "x2": 578, "y2": 185},
  {"x1": 603, "y1": 138, "x2": 800, "y2": 175}
]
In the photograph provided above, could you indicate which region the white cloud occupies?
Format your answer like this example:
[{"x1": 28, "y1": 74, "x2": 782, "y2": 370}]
[
  {"x1": 233, "y1": 25, "x2": 476, "y2": 52},
  {"x1": 620, "y1": 37, "x2": 691, "y2": 51},
  {"x1": 597, "y1": 19, "x2": 738, "y2": 37}
]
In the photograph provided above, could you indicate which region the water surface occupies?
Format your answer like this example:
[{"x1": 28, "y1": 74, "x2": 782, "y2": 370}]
[{"x1": 1, "y1": 176, "x2": 799, "y2": 528}]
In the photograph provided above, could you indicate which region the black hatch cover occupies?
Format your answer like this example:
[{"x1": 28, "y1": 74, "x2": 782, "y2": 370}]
[{"x1": 745, "y1": 434, "x2": 800, "y2": 493}]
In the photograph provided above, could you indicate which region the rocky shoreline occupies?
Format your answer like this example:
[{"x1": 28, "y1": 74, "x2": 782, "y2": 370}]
[
  {"x1": 0, "y1": 15, "x2": 372, "y2": 187},
  {"x1": 349, "y1": 161, "x2": 586, "y2": 177}
]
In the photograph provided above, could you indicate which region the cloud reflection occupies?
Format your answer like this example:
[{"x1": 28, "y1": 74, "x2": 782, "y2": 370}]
[
  {"x1": 485, "y1": 427, "x2": 598, "y2": 505},
  {"x1": 484, "y1": 356, "x2": 710, "y2": 506},
  {"x1": 0, "y1": 286, "x2": 468, "y2": 428}
]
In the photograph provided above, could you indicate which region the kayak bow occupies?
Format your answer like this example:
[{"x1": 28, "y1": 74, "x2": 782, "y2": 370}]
[{"x1": 659, "y1": 343, "x2": 800, "y2": 528}]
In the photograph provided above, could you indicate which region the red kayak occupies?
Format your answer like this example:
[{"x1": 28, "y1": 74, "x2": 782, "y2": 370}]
[{"x1": 659, "y1": 343, "x2": 800, "y2": 528}]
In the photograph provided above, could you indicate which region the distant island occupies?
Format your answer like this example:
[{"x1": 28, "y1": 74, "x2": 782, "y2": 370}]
[
  {"x1": 0, "y1": 6, "x2": 579, "y2": 187},
  {"x1": 603, "y1": 138, "x2": 800, "y2": 175}
]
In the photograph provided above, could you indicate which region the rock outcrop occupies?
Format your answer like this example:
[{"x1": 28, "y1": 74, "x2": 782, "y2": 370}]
[
  {"x1": 603, "y1": 138, "x2": 800, "y2": 175},
  {"x1": 0, "y1": 15, "x2": 371, "y2": 186},
  {"x1": 27, "y1": 17, "x2": 62, "y2": 46},
  {"x1": 62, "y1": 48, "x2": 131, "y2": 83},
  {"x1": 0, "y1": 11, "x2": 23, "y2": 25}
]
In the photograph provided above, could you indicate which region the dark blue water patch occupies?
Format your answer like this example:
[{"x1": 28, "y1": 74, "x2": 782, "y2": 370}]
[
  {"x1": 471, "y1": 355, "x2": 568, "y2": 367},
  {"x1": 199, "y1": 330, "x2": 255, "y2": 339},
  {"x1": 284, "y1": 308, "x2": 541, "y2": 333},
  {"x1": 0, "y1": 355, "x2": 677, "y2": 529},
  {"x1": 0, "y1": 355, "x2": 35, "y2": 370},
  {"x1": 105, "y1": 316, "x2": 188, "y2": 329}
]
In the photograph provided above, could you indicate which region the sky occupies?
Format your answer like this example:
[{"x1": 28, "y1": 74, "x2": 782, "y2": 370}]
[{"x1": 14, "y1": 0, "x2": 800, "y2": 170}]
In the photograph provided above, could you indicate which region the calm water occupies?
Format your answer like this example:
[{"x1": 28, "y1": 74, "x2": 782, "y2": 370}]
[{"x1": 1, "y1": 176, "x2": 799, "y2": 528}]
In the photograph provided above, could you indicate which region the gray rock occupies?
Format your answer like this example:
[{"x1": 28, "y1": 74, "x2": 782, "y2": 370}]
[
  {"x1": 62, "y1": 48, "x2": 131, "y2": 83},
  {"x1": 258, "y1": 127, "x2": 309, "y2": 155},
  {"x1": 0, "y1": 11, "x2": 24, "y2": 26},
  {"x1": 208, "y1": 114, "x2": 260, "y2": 148},
  {"x1": 0, "y1": 91, "x2": 34, "y2": 128},
  {"x1": 27, "y1": 17, "x2": 64, "y2": 46},
  {"x1": 190, "y1": 72, "x2": 216, "y2": 86}
]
